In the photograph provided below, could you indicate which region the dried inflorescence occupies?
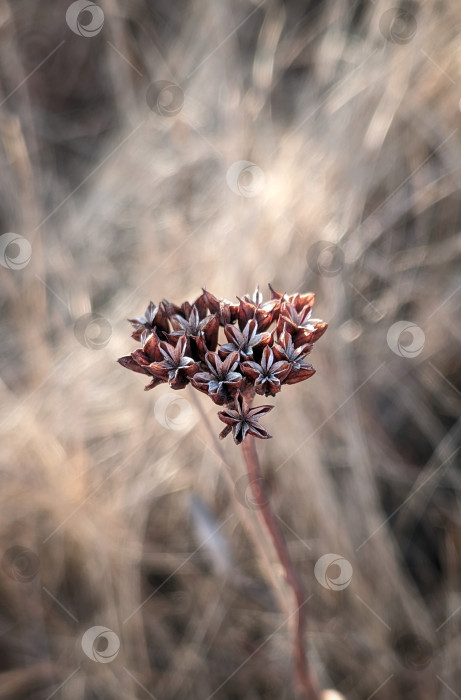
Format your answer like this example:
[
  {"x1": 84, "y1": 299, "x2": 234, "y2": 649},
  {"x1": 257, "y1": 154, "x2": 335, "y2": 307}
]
[{"x1": 118, "y1": 286, "x2": 327, "y2": 444}]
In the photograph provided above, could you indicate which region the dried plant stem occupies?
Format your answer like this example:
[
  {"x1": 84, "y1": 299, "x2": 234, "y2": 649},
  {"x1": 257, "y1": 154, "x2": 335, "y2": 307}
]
[
  {"x1": 189, "y1": 388, "x2": 320, "y2": 698},
  {"x1": 188, "y1": 389, "x2": 287, "y2": 613},
  {"x1": 241, "y1": 435, "x2": 320, "y2": 700}
]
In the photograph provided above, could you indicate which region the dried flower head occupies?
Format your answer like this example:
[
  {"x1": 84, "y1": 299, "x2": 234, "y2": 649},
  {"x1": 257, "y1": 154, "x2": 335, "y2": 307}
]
[{"x1": 118, "y1": 285, "x2": 327, "y2": 443}]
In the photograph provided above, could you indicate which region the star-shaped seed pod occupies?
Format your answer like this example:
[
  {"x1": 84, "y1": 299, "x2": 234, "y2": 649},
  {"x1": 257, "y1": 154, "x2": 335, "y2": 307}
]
[
  {"x1": 286, "y1": 291, "x2": 315, "y2": 313},
  {"x1": 201, "y1": 289, "x2": 240, "y2": 326},
  {"x1": 147, "y1": 335, "x2": 199, "y2": 390},
  {"x1": 220, "y1": 319, "x2": 272, "y2": 360},
  {"x1": 277, "y1": 301, "x2": 327, "y2": 347},
  {"x1": 118, "y1": 330, "x2": 167, "y2": 390},
  {"x1": 237, "y1": 286, "x2": 280, "y2": 331},
  {"x1": 272, "y1": 328, "x2": 316, "y2": 384},
  {"x1": 277, "y1": 301, "x2": 313, "y2": 333},
  {"x1": 191, "y1": 351, "x2": 243, "y2": 405},
  {"x1": 128, "y1": 301, "x2": 169, "y2": 341},
  {"x1": 162, "y1": 291, "x2": 209, "y2": 322},
  {"x1": 240, "y1": 346, "x2": 291, "y2": 396},
  {"x1": 218, "y1": 392, "x2": 274, "y2": 444},
  {"x1": 169, "y1": 305, "x2": 220, "y2": 353},
  {"x1": 268, "y1": 286, "x2": 315, "y2": 311}
]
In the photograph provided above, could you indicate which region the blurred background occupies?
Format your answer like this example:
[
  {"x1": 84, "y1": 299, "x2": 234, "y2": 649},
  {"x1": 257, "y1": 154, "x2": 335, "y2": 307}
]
[{"x1": 0, "y1": 0, "x2": 460, "y2": 697}]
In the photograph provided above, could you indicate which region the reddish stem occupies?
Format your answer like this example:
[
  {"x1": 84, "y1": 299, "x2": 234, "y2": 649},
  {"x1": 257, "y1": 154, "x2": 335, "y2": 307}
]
[{"x1": 241, "y1": 435, "x2": 320, "y2": 700}]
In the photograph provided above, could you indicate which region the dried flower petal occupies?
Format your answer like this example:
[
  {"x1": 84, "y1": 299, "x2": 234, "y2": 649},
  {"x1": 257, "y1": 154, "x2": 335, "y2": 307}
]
[{"x1": 118, "y1": 354, "x2": 150, "y2": 375}]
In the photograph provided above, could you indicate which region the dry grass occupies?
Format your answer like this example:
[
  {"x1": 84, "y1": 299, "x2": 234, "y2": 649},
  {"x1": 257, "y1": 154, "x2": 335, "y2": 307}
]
[{"x1": 0, "y1": 0, "x2": 460, "y2": 698}]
